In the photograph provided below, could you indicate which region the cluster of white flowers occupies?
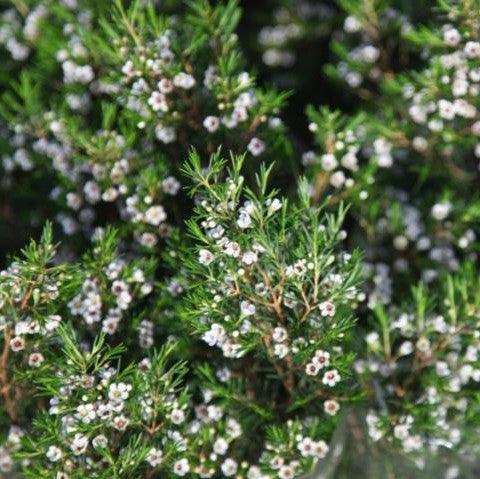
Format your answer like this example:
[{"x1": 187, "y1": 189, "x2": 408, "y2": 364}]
[
  {"x1": 44, "y1": 369, "x2": 136, "y2": 469},
  {"x1": 117, "y1": 27, "x2": 274, "y2": 157},
  {"x1": 45, "y1": 124, "x2": 180, "y2": 247},
  {"x1": 255, "y1": 420, "x2": 334, "y2": 479},
  {"x1": 68, "y1": 259, "x2": 152, "y2": 338},
  {"x1": 193, "y1": 178, "x2": 358, "y2": 368},
  {"x1": 4, "y1": 1, "x2": 480, "y2": 478},
  {"x1": 0, "y1": 426, "x2": 24, "y2": 474},
  {"x1": 2, "y1": 138, "x2": 34, "y2": 173},
  {"x1": 334, "y1": 8, "x2": 412, "y2": 89},
  {"x1": 0, "y1": 4, "x2": 50, "y2": 61},
  {"x1": 356, "y1": 283, "x2": 480, "y2": 458},
  {"x1": 406, "y1": 58, "x2": 479, "y2": 145},
  {"x1": 257, "y1": 1, "x2": 334, "y2": 68},
  {"x1": 305, "y1": 120, "x2": 365, "y2": 195},
  {"x1": 0, "y1": 249, "x2": 63, "y2": 367}
]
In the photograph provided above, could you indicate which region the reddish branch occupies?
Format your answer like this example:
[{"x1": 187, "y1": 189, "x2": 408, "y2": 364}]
[{"x1": 0, "y1": 327, "x2": 18, "y2": 422}]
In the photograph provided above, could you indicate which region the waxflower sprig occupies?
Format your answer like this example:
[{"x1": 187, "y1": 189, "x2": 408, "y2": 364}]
[
  {"x1": 326, "y1": 0, "x2": 420, "y2": 98},
  {"x1": 172, "y1": 150, "x2": 363, "y2": 477},
  {"x1": 17, "y1": 326, "x2": 192, "y2": 479},
  {"x1": 0, "y1": 0, "x2": 290, "y2": 253},
  {"x1": 85, "y1": 0, "x2": 288, "y2": 158},
  {"x1": 2, "y1": 0, "x2": 480, "y2": 477},
  {"x1": 0, "y1": 224, "x2": 155, "y2": 435},
  {"x1": 357, "y1": 264, "x2": 480, "y2": 460}
]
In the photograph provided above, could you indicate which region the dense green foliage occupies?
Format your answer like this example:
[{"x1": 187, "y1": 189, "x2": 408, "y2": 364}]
[{"x1": 1, "y1": 1, "x2": 480, "y2": 478}]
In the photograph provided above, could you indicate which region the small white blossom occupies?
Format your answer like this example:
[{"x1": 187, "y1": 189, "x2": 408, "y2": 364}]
[
  {"x1": 322, "y1": 369, "x2": 341, "y2": 387},
  {"x1": 203, "y1": 116, "x2": 220, "y2": 132},
  {"x1": 46, "y1": 445, "x2": 62, "y2": 462},
  {"x1": 240, "y1": 300, "x2": 256, "y2": 316},
  {"x1": 247, "y1": 137, "x2": 265, "y2": 156},
  {"x1": 199, "y1": 249, "x2": 215, "y2": 265},
  {"x1": 324, "y1": 399, "x2": 340, "y2": 416},
  {"x1": 221, "y1": 458, "x2": 238, "y2": 477},
  {"x1": 146, "y1": 447, "x2": 163, "y2": 467},
  {"x1": 173, "y1": 458, "x2": 190, "y2": 476},
  {"x1": 319, "y1": 301, "x2": 336, "y2": 317}
]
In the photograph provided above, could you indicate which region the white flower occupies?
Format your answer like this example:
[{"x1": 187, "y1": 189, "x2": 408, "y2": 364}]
[
  {"x1": 170, "y1": 408, "x2": 185, "y2": 424},
  {"x1": 173, "y1": 458, "x2": 190, "y2": 476},
  {"x1": 46, "y1": 445, "x2": 62, "y2": 462},
  {"x1": 305, "y1": 362, "x2": 320, "y2": 376},
  {"x1": 84, "y1": 180, "x2": 101, "y2": 204},
  {"x1": 365, "y1": 331, "x2": 379, "y2": 346},
  {"x1": 267, "y1": 198, "x2": 282, "y2": 214},
  {"x1": 247, "y1": 466, "x2": 263, "y2": 479},
  {"x1": 108, "y1": 382, "x2": 131, "y2": 402},
  {"x1": 278, "y1": 465, "x2": 295, "y2": 479},
  {"x1": 324, "y1": 399, "x2": 340, "y2": 415},
  {"x1": 202, "y1": 323, "x2": 226, "y2": 347},
  {"x1": 10, "y1": 336, "x2": 25, "y2": 352},
  {"x1": 213, "y1": 437, "x2": 229, "y2": 455},
  {"x1": 431, "y1": 201, "x2": 452, "y2": 221},
  {"x1": 221, "y1": 458, "x2": 238, "y2": 477},
  {"x1": 203, "y1": 116, "x2": 220, "y2": 133},
  {"x1": 341, "y1": 151, "x2": 358, "y2": 171},
  {"x1": 45, "y1": 314, "x2": 62, "y2": 332},
  {"x1": 297, "y1": 437, "x2": 314, "y2": 457},
  {"x1": 28, "y1": 352, "x2": 44, "y2": 367},
  {"x1": 148, "y1": 91, "x2": 168, "y2": 112},
  {"x1": 270, "y1": 455, "x2": 284, "y2": 469},
  {"x1": 311, "y1": 440, "x2": 329, "y2": 459},
  {"x1": 76, "y1": 403, "x2": 96, "y2": 424},
  {"x1": 403, "y1": 435, "x2": 423, "y2": 452},
  {"x1": 155, "y1": 124, "x2": 176, "y2": 143},
  {"x1": 241, "y1": 251, "x2": 258, "y2": 265},
  {"x1": 146, "y1": 447, "x2": 163, "y2": 467},
  {"x1": 199, "y1": 249, "x2": 215, "y2": 266},
  {"x1": 92, "y1": 434, "x2": 108, "y2": 449},
  {"x1": 319, "y1": 301, "x2": 336, "y2": 317},
  {"x1": 223, "y1": 241, "x2": 241, "y2": 257},
  {"x1": 163, "y1": 176, "x2": 181, "y2": 195},
  {"x1": 66, "y1": 192, "x2": 82, "y2": 210},
  {"x1": 274, "y1": 344, "x2": 289, "y2": 359},
  {"x1": 322, "y1": 369, "x2": 341, "y2": 387},
  {"x1": 312, "y1": 350, "x2": 330, "y2": 369},
  {"x1": 158, "y1": 78, "x2": 174, "y2": 93},
  {"x1": 321, "y1": 154, "x2": 338, "y2": 171},
  {"x1": 247, "y1": 137, "x2": 265, "y2": 156},
  {"x1": 240, "y1": 300, "x2": 256, "y2": 316},
  {"x1": 144, "y1": 205, "x2": 167, "y2": 225},
  {"x1": 173, "y1": 72, "x2": 196, "y2": 89},
  {"x1": 472, "y1": 121, "x2": 480, "y2": 136},
  {"x1": 62, "y1": 60, "x2": 94, "y2": 84},
  {"x1": 438, "y1": 99, "x2": 455, "y2": 120},
  {"x1": 398, "y1": 341, "x2": 414, "y2": 356},
  {"x1": 70, "y1": 433, "x2": 88, "y2": 455},
  {"x1": 443, "y1": 28, "x2": 461, "y2": 47},
  {"x1": 226, "y1": 418, "x2": 242, "y2": 438},
  {"x1": 122, "y1": 60, "x2": 136, "y2": 78},
  {"x1": 344, "y1": 15, "x2": 361, "y2": 33},
  {"x1": 237, "y1": 212, "x2": 252, "y2": 229},
  {"x1": 412, "y1": 136, "x2": 428, "y2": 152},
  {"x1": 272, "y1": 327, "x2": 287, "y2": 343},
  {"x1": 330, "y1": 170, "x2": 346, "y2": 188},
  {"x1": 112, "y1": 415, "x2": 129, "y2": 431},
  {"x1": 361, "y1": 45, "x2": 380, "y2": 63},
  {"x1": 464, "y1": 41, "x2": 480, "y2": 58}
]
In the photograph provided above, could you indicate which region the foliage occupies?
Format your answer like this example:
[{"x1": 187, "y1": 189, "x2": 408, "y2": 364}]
[{"x1": 1, "y1": 1, "x2": 480, "y2": 478}]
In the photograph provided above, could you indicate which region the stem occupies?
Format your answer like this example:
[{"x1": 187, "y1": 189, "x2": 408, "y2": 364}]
[{"x1": 0, "y1": 327, "x2": 18, "y2": 422}]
